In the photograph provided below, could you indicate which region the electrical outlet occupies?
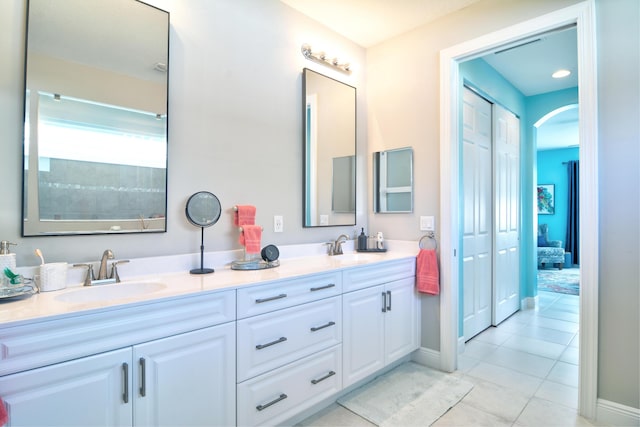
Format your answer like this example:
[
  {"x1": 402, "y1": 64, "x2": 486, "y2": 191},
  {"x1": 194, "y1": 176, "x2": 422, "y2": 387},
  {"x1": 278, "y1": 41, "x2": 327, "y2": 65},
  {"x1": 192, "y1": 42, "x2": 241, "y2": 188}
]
[
  {"x1": 273, "y1": 215, "x2": 283, "y2": 233},
  {"x1": 420, "y1": 216, "x2": 435, "y2": 231},
  {"x1": 274, "y1": 215, "x2": 283, "y2": 232},
  {"x1": 320, "y1": 215, "x2": 329, "y2": 226}
]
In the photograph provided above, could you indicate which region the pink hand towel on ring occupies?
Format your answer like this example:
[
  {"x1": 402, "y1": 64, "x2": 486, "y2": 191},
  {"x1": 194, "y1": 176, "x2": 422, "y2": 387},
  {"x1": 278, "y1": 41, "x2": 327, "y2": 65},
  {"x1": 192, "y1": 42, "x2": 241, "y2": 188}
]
[
  {"x1": 240, "y1": 225, "x2": 262, "y2": 254},
  {"x1": 416, "y1": 249, "x2": 439, "y2": 295},
  {"x1": 234, "y1": 205, "x2": 256, "y2": 226},
  {"x1": 0, "y1": 397, "x2": 8, "y2": 426}
]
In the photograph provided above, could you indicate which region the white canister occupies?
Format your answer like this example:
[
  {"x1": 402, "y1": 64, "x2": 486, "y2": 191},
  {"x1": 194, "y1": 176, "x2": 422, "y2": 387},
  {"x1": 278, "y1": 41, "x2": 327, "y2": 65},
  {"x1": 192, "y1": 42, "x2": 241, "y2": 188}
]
[{"x1": 38, "y1": 262, "x2": 68, "y2": 292}]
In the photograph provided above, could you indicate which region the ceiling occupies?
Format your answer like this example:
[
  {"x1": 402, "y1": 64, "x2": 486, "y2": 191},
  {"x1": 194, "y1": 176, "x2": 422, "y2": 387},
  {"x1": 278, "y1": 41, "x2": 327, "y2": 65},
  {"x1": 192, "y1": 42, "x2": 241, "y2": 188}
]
[{"x1": 281, "y1": 0, "x2": 579, "y2": 150}]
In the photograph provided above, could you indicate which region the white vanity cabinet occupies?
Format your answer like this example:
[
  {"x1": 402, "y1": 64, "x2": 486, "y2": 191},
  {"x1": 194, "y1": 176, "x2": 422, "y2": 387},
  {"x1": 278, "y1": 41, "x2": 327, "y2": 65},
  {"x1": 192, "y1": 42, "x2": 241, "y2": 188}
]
[
  {"x1": 0, "y1": 347, "x2": 133, "y2": 426},
  {"x1": 0, "y1": 290, "x2": 236, "y2": 427},
  {"x1": 342, "y1": 259, "x2": 419, "y2": 388},
  {"x1": 133, "y1": 322, "x2": 236, "y2": 427},
  {"x1": 236, "y1": 272, "x2": 343, "y2": 426}
]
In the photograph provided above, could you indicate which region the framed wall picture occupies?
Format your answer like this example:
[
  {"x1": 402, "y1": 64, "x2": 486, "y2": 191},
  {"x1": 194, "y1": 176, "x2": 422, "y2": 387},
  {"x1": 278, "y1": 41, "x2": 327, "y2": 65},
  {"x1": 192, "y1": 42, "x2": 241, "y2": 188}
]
[{"x1": 537, "y1": 184, "x2": 555, "y2": 214}]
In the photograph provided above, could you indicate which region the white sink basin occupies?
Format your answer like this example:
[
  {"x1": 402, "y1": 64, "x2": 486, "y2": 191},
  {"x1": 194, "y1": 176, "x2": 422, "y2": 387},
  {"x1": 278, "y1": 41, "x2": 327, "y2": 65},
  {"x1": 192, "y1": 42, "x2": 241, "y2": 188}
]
[
  {"x1": 55, "y1": 281, "x2": 167, "y2": 303},
  {"x1": 331, "y1": 253, "x2": 382, "y2": 264}
]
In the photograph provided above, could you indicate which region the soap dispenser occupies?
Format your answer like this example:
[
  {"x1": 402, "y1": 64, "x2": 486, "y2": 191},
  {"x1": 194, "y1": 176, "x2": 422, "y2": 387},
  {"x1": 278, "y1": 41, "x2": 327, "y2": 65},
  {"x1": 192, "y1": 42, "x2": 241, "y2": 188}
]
[
  {"x1": 0, "y1": 240, "x2": 17, "y2": 271},
  {"x1": 357, "y1": 228, "x2": 367, "y2": 251}
]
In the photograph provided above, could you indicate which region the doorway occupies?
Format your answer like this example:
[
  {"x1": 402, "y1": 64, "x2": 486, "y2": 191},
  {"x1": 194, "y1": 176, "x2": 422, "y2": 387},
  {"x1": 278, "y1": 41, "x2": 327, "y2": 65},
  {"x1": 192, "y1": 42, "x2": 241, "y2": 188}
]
[{"x1": 438, "y1": 1, "x2": 598, "y2": 418}]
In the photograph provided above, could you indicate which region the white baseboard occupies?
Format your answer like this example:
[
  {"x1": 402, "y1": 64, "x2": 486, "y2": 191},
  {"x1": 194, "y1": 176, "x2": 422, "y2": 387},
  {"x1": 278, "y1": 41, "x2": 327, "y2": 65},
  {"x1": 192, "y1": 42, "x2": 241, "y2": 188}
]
[
  {"x1": 521, "y1": 295, "x2": 537, "y2": 309},
  {"x1": 411, "y1": 346, "x2": 441, "y2": 370},
  {"x1": 596, "y1": 398, "x2": 640, "y2": 426}
]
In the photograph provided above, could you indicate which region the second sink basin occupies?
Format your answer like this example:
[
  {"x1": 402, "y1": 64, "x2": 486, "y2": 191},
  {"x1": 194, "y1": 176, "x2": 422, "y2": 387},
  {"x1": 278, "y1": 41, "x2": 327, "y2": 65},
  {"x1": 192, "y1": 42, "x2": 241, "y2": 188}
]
[
  {"x1": 55, "y1": 281, "x2": 167, "y2": 304},
  {"x1": 331, "y1": 253, "x2": 382, "y2": 264}
]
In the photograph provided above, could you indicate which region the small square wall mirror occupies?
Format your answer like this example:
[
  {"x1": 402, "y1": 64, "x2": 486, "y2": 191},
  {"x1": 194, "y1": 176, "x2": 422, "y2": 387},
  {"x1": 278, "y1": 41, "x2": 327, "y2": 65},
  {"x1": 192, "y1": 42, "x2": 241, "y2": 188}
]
[{"x1": 373, "y1": 147, "x2": 413, "y2": 213}]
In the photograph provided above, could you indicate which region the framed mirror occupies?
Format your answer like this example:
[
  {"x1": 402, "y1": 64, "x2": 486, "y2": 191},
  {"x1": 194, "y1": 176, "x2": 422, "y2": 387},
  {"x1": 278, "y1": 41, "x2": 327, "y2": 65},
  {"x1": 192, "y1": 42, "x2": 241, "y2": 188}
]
[
  {"x1": 22, "y1": 0, "x2": 169, "y2": 236},
  {"x1": 303, "y1": 68, "x2": 356, "y2": 227},
  {"x1": 373, "y1": 147, "x2": 414, "y2": 213}
]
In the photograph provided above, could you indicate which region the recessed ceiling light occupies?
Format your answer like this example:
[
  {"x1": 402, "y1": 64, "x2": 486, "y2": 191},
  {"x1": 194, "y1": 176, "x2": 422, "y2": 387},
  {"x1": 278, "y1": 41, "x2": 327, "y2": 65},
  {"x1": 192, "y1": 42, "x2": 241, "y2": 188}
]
[{"x1": 552, "y1": 69, "x2": 571, "y2": 78}]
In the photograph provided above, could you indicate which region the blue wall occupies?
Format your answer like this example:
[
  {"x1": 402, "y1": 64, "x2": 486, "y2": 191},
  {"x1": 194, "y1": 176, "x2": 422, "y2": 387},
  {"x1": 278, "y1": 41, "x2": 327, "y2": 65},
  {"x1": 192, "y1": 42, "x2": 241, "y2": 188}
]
[{"x1": 537, "y1": 148, "x2": 579, "y2": 244}]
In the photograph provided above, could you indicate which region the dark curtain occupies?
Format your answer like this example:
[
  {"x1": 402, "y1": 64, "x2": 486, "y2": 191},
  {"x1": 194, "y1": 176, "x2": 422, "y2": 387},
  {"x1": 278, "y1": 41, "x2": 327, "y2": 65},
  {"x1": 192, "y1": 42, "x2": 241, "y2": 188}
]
[{"x1": 565, "y1": 161, "x2": 580, "y2": 265}]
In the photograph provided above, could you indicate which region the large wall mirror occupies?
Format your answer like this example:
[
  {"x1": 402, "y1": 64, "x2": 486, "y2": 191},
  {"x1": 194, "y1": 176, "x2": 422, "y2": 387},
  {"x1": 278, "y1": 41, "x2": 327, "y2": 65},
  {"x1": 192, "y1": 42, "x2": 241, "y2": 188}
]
[
  {"x1": 22, "y1": 0, "x2": 169, "y2": 236},
  {"x1": 373, "y1": 147, "x2": 414, "y2": 213},
  {"x1": 303, "y1": 68, "x2": 356, "y2": 227}
]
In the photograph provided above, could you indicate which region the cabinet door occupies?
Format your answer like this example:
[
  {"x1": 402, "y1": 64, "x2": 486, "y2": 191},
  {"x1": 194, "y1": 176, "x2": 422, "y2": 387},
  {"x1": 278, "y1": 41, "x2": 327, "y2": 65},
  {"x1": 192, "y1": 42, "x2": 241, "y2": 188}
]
[
  {"x1": 133, "y1": 323, "x2": 236, "y2": 427},
  {"x1": 0, "y1": 348, "x2": 132, "y2": 426},
  {"x1": 342, "y1": 285, "x2": 385, "y2": 388},
  {"x1": 384, "y1": 277, "x2": 419, "y2": 364}
]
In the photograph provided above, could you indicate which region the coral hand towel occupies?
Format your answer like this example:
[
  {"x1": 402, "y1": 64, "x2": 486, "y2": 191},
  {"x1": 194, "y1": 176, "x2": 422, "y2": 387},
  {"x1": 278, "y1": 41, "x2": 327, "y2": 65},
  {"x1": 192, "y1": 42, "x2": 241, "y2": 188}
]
[
  {"x1": 241, "y1": 225, "x2": 262, "y2": 254},
  {"x1": 0, "y1": 397, "x2": 7, "y2": 426},
  {"x1": 234, "y1": 205, "x2": 256, "y2": 226},
  {"x1": 416, "y1": 249, "x2": 439, "y2": 295}
]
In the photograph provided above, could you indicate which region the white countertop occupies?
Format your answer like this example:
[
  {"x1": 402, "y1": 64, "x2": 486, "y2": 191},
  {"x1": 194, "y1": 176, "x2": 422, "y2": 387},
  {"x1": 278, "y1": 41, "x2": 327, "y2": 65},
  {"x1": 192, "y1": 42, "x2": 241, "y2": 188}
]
[{"x1": 0, "y1": 248, "x2": 417, "y2": 327}]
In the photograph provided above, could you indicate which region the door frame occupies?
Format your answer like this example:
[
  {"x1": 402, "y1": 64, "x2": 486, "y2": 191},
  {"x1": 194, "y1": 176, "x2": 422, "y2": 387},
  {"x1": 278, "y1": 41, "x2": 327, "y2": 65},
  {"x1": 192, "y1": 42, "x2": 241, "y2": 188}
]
[{"x1": 438, "y1": 0, "x2": 598, "y2": 419}]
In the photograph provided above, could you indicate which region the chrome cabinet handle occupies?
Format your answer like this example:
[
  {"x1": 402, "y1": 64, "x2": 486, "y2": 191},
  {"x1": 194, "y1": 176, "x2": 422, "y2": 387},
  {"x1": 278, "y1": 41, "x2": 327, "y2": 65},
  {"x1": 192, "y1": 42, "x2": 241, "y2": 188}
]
[
  {"x1": 386, "y1": 290, "x2": 392, "y2": 311},
  {"x1": 256, "y1": 336, "x2": 287, "y2": 350},
  {"x1": 255, "y1": 293, "x2": 287, "y2": 304},
  {"x1": 309, "y1": 283, "x2": 335, "y2": 292},
  {"x1": 139, "y1": 357, "x2": 146, "y2": 397},
  {"x1": 382, "y1": 292, "x2": 387, "y2": 312},
  {"x1": 311, "y1": 370, "x2": 336, "y2": 385},
  {"x1": 256, "y1": 393, "x2": 287, "y2": 411},
  {"x1": 310, "y1": 321, "x2": 336, "y2": 332},
  {"x1": 122, "y1": 362, "x2": 129, "y2": 403}
]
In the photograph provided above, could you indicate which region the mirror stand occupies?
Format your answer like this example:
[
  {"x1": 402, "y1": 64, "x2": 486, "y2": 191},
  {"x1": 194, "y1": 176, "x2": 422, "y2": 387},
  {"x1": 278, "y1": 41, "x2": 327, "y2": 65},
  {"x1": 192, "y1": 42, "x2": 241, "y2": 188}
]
[
  {"x1": 191, "y1": 227, "x2": 214, "y2": 275},
  {"x1": 185, "y1": 191, "x2": 221, "y2": 275}
]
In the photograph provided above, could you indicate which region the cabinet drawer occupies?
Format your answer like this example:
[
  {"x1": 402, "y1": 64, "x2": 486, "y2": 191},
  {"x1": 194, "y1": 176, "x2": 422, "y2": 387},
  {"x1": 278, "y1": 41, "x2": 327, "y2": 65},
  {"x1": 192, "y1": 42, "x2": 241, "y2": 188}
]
[
  {"x1": 237, "y1": 345, "x2": 342, "y2": 427},
  {"x1": 342, "y1": 257, "x2": 415, "y2": 292},
  {"x1": 237, "y1": 296, "x2": 341, "y2": 382},
  {"x1": 0, "y1": 290, "x2": 235, "y2": 376},
  {"x1": 237, "y1": 271, "x2": 341, "y2": 319}
]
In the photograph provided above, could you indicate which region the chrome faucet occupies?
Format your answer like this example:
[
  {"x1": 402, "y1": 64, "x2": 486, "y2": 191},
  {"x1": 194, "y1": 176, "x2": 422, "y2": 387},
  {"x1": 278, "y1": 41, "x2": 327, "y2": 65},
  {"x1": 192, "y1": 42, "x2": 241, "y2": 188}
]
[
  {"x1": 97, "y1": 249, "x2": 114, "y2": 280},
  {"x1": 74, "y1": 250, "x2": 129, "y2": 286},
  {"x1": 328, "y1": 234, "x2": 349, "y2": 256}
]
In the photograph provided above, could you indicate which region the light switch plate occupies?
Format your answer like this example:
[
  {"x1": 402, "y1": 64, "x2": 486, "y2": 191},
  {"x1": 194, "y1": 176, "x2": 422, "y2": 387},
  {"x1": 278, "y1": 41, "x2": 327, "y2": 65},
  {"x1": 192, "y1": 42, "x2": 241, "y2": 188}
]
[{"x1": 420, "y1": 216, "x2": 435, "y2": 231}]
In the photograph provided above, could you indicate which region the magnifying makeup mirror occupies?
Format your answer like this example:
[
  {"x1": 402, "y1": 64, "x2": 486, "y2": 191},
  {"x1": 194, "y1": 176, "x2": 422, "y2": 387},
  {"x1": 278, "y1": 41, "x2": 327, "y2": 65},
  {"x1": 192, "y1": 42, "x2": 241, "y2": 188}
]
[{"x1": 185, "y1": 191, "x2": 221, "y2": 274}]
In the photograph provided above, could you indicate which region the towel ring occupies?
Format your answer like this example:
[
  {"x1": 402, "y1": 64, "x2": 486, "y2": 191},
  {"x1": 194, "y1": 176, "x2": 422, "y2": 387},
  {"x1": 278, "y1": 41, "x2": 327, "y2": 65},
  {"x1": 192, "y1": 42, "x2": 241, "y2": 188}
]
[{"x1": 419, "y1": 233, "x2": 437, "y2": 250}]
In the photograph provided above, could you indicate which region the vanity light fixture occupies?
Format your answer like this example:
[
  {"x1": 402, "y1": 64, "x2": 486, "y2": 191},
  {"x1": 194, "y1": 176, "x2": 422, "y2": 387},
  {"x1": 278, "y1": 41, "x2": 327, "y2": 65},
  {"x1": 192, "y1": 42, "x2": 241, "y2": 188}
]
[
  {"x1": 301, "y1": 44, "x2": 351, "y2": 74},
  {"x1": 552, "y1": 69, "x2": 571, "y2": 78}
]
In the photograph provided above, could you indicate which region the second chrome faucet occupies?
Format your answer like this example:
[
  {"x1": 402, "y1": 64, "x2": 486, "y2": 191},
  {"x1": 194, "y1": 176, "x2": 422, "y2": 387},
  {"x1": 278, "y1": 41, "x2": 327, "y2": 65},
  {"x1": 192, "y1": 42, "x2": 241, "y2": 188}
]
[{"x1": 327, "y1": 234, "x2": 350, "y2": 256}]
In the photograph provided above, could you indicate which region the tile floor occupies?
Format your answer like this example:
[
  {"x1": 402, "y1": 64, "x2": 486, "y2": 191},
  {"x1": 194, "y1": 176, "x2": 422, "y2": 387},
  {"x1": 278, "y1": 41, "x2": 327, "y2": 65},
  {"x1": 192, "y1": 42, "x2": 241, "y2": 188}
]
[{"x1": 298, "y1": 290, "x2": 596, "y2": 426}]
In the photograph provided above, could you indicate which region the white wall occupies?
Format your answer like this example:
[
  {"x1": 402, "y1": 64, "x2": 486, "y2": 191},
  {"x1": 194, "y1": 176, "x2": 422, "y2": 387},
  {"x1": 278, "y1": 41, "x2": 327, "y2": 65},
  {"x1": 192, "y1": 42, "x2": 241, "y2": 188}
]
[
  {"x1": 0, "y1": 0, "x2": 367, "y2": 267},
  {"x1": 595, "y1": 0, "x2": 639, "y2": 410}
]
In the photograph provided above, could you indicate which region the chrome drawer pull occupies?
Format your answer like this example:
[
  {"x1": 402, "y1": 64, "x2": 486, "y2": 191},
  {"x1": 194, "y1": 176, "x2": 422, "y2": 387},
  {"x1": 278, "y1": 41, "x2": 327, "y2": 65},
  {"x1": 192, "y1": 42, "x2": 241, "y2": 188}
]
[
  {"x1": 122, "y1": 362, "x2": 129, "y2": 403},
  {"x1": 256, "y1": 393, "x2": 288, "y2": 411},
  {"x1": 381, "y1": 292, "x2": 387, "y2": 312},
  {"x1": 310, "y1": 321, "x2": 336, "y2": 332},
  {"x1": 311, "y1": 370, "x2": 336, "y2": 385},
  {"x1": 139, "y1": 357, "x2": 146, "y2": 397},
  {"x1": 387, "y1": 290, "x2": 392, "y2": 311},
  {"x1": 255, "y1": 293, "x2": 287, "y2": 304},
  {"x1": 256, "y1": 336, "x2": 287, "y2": 350},
  {"x1": 309, "y1": 283, "x2": 335, "y2": 292}
]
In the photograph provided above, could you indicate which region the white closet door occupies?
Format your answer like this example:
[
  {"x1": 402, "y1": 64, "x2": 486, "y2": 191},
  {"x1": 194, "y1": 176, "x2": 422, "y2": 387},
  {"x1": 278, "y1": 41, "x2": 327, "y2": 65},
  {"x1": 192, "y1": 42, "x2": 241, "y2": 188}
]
[
  {"x1": 492, "y1": 104, "x2": 521, "y2": 325},
  {"x1": 462, "y1": 87, "x2": 493, "y2": 340}
]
